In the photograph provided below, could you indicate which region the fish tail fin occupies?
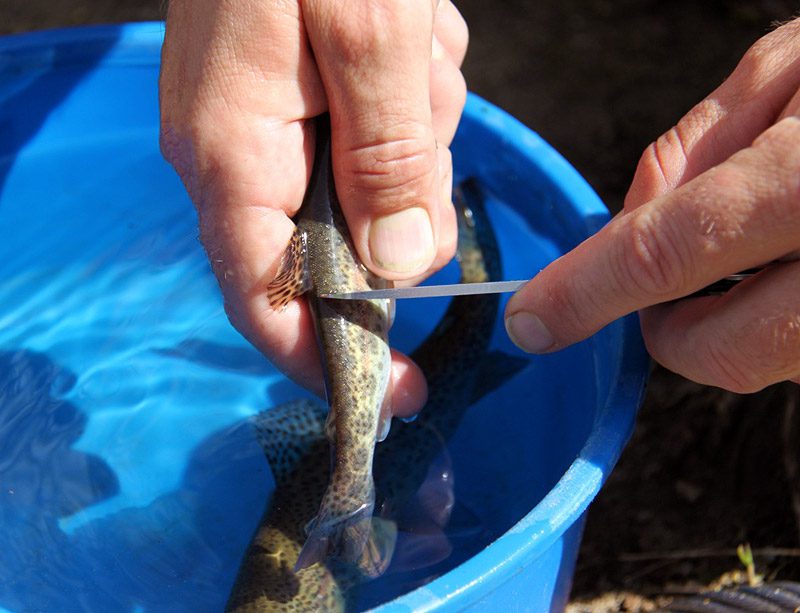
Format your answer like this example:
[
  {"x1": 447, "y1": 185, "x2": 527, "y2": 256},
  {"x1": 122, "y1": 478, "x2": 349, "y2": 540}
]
[{"x1": 294, "y1": 487, "x2": 397, "y2": 578}]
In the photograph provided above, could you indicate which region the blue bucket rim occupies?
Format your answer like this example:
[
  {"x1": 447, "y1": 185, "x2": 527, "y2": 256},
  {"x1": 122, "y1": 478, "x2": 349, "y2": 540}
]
[{"x1": 0, "y1": 22, "x2": 649, "y2": 610}]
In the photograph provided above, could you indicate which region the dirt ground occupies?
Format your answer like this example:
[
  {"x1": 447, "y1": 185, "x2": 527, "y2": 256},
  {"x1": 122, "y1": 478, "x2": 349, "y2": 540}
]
[
  {"x1": 451, "y1": 2, "x2": 800, "y2": 608},
  {"x1": 5, "y1": 1, "x2": 800, "y2": 609}
]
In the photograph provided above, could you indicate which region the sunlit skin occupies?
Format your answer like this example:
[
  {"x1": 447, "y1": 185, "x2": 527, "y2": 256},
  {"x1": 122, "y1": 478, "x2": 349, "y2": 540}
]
[
  {"x1": 160, "y1": 5, "x2": 798, "y2": 403},
  {"x1": 506, "y1": 18, "x2": 800, "y2": 392},
  {"x1": 159, "y1": 0, "x2": 468, "y2": 417}
]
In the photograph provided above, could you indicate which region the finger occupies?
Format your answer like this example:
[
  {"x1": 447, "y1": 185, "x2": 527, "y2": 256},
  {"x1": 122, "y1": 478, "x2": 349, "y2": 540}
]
[
  {"x1": 777, "y1": 81, "x2": 800, "y2": 121},
  {"x1": 430, "y1": 38, "x2": 467, "y2": 145},
  {"x1": 187, "y1": 120, "x2": 430, "y2": 414},
  {"x1": 160, "y1": 0, "x2": 323, "y2": 215},
  {"x1": 388, "y1": 145, "x2": 457, "y2": 287},
  {"x1": 431, "y1": 0, "x2": 468, "y2": 144},
  {"x1": 161, "y1": 2, "x2": 431, "y2": 413},
  {"x1": 303, "y1": 0, "x2": 443, "y2": 281},
  {"x1": 390, "y1": 350, "x2": 429, "y2": 417},
  {"x1": 231, "y1": 300, "x2": 427, "y2": 416},
  {"x1": 641, "y1": 261, "x2": 800, "y2": 392},
  {"x1": 434, "y1": 0, "x2": 469, "y2": 67},
  {"x1": 504, "y1": 117, "x2": 800, "y2": 353},
  {"x1": 203, "y1": 199, "x2": 428, "y2": 417},
  {"x1": 625, "y1": 18, "x2": 800, "y2": 211},
  {"x1": 434, "y1": 145, "x2": 458, "y2": 266}
]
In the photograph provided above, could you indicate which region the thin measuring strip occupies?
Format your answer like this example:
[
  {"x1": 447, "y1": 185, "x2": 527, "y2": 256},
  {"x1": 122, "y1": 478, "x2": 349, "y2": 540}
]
[
  {"x1": 320, "y1": 280, "x2": 528, "y2": 300},
  {"x1": 321, "y1": 269, "x2": 767, "y2": 301}
]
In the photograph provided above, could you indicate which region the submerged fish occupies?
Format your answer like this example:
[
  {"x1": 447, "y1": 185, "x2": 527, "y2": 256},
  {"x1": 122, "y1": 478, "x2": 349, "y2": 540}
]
[
  {"x1": 225, "y1": 176, "x2": 525, "y2": 611},
  {"x1": 264, "y1": 115, "x2": 395, "y2": 578}
]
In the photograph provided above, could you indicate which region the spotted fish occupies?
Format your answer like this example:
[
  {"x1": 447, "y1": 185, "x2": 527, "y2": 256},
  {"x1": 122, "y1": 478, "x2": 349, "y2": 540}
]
[
  {"x1": 225, "y1": 178, "x2": 525, "y2": 611},
  {"x1": 264, "y1": 115, "x2": 395, "y2": 578}
]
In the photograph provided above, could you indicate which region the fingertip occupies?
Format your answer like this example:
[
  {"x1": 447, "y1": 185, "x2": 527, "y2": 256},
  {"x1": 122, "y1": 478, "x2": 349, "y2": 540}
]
[
  {"x1": 366, "y1": 205, "x2": 438, "y2": 280},
  {"x1": 389, "y1": 350, "x2": 428, "y2": 417},
  {"x1": 504, "y1": 267, "x2": 585, "y2": 353},
  {"x1": 504, "y1": 310, "x2": 556, "y2": 354}
]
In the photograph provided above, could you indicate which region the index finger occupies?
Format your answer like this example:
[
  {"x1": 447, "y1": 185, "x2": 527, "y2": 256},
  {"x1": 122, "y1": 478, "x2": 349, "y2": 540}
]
[
  {"x1": 303, "y1": 0, "x2": 448, "y2": 281},
  {"x1": 504, "y1": 117, "x2": 800, "y2": 353}
]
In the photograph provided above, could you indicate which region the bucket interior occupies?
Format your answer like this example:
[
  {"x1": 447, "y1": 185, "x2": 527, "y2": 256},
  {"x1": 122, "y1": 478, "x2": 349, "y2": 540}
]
[{"x1": 0, "y1": 24, "x2": 647, "y2": 612}]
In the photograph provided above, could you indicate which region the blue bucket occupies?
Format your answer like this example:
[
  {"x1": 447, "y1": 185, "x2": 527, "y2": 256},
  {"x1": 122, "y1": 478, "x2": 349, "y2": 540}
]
[{"x1": 0, "y1": 23, "x2": 648, "y2": 612}]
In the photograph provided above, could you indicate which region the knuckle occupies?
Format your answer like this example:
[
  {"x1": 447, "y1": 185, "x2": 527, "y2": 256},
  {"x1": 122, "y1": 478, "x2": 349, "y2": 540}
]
[
  {"x1": 702, "y1": 341, "x2": 764, "y2": 394},
  {"x1": 753, "y1": 117, "x2": 800, "y2": 204},
  {"x1": 325, "y1": 3, "x2": 421, "y2": 64},
  {"x1": 617, "y1": 211, "x2": 691, "y2": 299},
  {"x1": 653, "y1": 125, "x2": 691, "y2": 182},
  {"x1": 454, "y1": 11, "x2": 469, "y2": 54},
  {"x1": 729, "y1": 24, "x2": 800, "y2": 102},
  {"x1": 749, "y1": 311, "x2": 800, "y2": 384},
  {"x1": 625, "y1": 123, "x2": 693, "y2": 211},
  {"x1": 734, "y1": 34, "x2": 781, "y2": 89},
  {"x1": 437, "y1": 1, "x2": 469, "y2": 63},
  {"x1": 705, "y1": 312, "x2": 800, "y2": 393},
  {"x1": 768, "y1": 312, "x2": 800, "y2": 359},
  {"x1": 343, "y1": 129, "x2": 437, "y2": 203}
]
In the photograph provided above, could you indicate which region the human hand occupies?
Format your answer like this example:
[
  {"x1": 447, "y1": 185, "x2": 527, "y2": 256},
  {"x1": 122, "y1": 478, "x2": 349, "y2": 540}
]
[
  {"x1": 159, "y1": 0, "x2": 468, "y2": 414},
  {"x1": 505, "y1": 18, "x2": 800, "y2": 392}
]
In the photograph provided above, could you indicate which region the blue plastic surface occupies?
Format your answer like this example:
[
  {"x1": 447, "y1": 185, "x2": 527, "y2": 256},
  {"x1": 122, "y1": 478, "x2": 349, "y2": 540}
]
[{"x1": 0, "y1": 24, "x2": 649, "y2": 613}]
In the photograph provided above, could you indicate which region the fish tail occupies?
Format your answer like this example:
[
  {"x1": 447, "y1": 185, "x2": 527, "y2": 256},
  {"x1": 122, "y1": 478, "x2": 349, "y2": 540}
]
[{"x1": 294, "y1": 484, "x2": 397, "y2": 578}]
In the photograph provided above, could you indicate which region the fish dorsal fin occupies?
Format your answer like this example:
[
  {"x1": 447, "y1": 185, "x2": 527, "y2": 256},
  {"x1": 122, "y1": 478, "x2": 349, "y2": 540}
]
[{"x1": 266, "y1": 228, "x2": 312, "y2": 310}]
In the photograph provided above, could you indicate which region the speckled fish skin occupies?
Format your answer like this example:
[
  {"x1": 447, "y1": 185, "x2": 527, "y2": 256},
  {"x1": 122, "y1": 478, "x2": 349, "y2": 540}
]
[
  {"x1": 224, "y1": 399, "x2": 352, "y2": 613},
  {"x1": 225, "y1": 180, "x2": 510, "y2": 612},
  {"x1": 373, "y1": 180, "x2": 502, "y2": 505},
  {"x1": 285, "y1": 115, "x2": 393, "y2": 576}
]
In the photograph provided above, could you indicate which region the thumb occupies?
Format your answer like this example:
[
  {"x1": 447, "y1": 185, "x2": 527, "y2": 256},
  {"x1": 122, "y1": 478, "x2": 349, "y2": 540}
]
[{"x1": 303, "y1": 0, "x2": 445, "y2": 280}]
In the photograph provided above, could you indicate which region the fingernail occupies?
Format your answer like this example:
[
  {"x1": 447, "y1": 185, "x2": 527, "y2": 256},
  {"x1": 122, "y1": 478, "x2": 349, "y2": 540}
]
[
  {"x1": 505, "y1": 312, "x2": 555, "y2": 353},
  {"x1": 369, "y1": 207, "x2": 435, "y2": 274},
  {"x1": 377, "y1": 415, "x2": 392, "y2": 442},
  {"x1": 400, "y1": 413, "x2": 418, "y2": 424}
]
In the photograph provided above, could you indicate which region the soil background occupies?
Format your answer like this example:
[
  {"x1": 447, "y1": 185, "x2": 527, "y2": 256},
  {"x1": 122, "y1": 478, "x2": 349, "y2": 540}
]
[{"x1": 5, "y1": 1, "x2": 800, "y2": 610}]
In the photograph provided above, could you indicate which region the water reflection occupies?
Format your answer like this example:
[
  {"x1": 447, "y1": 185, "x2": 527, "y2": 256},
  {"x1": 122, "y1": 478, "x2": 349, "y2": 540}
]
[{"x1": 0, "y1": 349, "x2": 269, "y2": 612}]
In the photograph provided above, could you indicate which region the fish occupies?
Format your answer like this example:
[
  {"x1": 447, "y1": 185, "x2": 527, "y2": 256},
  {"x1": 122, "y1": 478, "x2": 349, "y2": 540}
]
[
  {"x1": 225, "y1": 177, "x2": 526, "y2": 612},
  {"x1": 263, "y1": 114, "x2": 395, "y2": 578}
]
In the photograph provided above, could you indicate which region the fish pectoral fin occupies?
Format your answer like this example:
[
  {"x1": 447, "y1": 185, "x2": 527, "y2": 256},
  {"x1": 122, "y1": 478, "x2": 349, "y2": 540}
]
[{"x1": 266, "y1": 228, "x2": 312, "y2": 310}]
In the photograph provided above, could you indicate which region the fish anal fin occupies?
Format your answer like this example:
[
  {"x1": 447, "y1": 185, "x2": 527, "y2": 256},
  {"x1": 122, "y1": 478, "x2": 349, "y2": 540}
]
[
  {"x1": 358, "y1": 516, "x2": 398, "y2": 578},
  {"x1": 267, "y1": 228, "x2": 311, "y2": 310},
  {"x1": 294, "y1": 496, "x2": 396, "y2": 579}
]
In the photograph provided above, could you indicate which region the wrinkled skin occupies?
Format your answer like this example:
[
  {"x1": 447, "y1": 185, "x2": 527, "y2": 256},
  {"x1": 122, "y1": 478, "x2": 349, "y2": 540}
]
[
  {"x1": 159, "y1": 0, "x2": 469, "y2": 414},
  {"x1": 226, "y1": 183, "x2": 520, "y2": 611},
  {"x1": 507, "y1": 18, "x2": 800, "y2": 392}
]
